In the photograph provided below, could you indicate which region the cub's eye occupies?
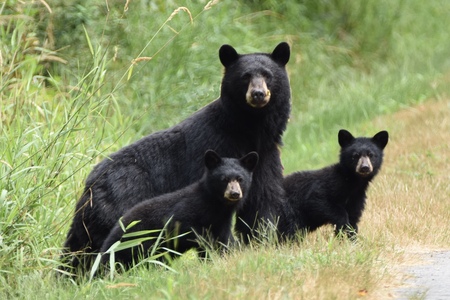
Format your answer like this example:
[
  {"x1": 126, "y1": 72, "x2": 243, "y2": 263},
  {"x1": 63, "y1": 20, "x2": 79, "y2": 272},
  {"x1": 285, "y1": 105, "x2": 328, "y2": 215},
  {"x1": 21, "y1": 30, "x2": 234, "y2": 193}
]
[
  {"x1": 236, "y1": 176, "x2": 243, "y2": 183},
  {"x1": 220, "y1": 176, "x2": 228, "y2": 182},
  {"x1": 352, "y1": 153, "x2": 359, "y2": 160},
  {"x1": 368, "y1": 152, "x2": 374, "y2": 158}
]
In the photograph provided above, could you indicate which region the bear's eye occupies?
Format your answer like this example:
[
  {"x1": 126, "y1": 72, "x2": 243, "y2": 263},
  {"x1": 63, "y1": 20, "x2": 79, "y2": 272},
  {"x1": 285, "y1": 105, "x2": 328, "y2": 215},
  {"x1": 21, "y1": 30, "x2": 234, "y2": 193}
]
[
  {"x1": 368, "y1": 152, "x2": 374, "y2": 158},
  {"x1": 242, "y1": 73, "x2": 251, "y2": 81},
  {"x1": 352, "y1": 153, "x2": 359, "y2": 160},
  {"x1": 221, "y1": 176, "x2": 228, "y2": 183},
  {"x1": 262, "y1": 70, "x2": 273, "y2": 80},
  {"x1": 236, "y1": 176, "x2": 243, "y2": 183}
]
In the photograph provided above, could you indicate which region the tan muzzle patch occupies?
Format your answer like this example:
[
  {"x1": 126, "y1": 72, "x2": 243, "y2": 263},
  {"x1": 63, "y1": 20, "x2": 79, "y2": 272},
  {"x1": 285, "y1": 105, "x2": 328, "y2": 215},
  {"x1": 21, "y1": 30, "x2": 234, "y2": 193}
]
[
  {"x1": 356, "y1": 156, "x2": 373, "y2": 176},
  {"x1": 224, "y1": 180, "x2": 243, "y2": 201},
  {"x1": 246, "y1": 77, "x2": 271, "y2": 108}
]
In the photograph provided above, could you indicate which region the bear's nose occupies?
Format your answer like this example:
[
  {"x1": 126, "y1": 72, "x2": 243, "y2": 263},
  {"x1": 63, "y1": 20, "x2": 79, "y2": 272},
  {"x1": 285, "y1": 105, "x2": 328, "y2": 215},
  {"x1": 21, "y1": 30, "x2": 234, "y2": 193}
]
[
  {"x1": 229, "y1": 191, "x2": 241, "y2": 200},
  {"x1": 251, "y1": 90, "x2": 265, "y2": 102},
  {"x1": 359, "y1": 165, "x2": 371, "y2": 173}
]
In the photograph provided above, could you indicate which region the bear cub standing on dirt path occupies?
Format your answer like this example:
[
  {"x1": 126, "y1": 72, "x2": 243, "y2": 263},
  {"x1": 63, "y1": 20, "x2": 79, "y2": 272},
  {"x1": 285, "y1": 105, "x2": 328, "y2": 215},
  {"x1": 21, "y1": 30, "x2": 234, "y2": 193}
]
[
  {"x1": 284, "y1": 129, "x2": 389, "y2": 239},
  {"x1": 100, "y1": 150, "x2": 258, "y2": 269}
]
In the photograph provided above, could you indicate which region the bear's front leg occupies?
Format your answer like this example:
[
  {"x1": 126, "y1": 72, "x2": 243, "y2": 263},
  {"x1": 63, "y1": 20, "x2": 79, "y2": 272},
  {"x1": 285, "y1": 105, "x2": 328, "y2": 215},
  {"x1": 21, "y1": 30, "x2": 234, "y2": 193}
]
[{"x1": 333, "y1": 209, "x2": 354, "y2": 238}]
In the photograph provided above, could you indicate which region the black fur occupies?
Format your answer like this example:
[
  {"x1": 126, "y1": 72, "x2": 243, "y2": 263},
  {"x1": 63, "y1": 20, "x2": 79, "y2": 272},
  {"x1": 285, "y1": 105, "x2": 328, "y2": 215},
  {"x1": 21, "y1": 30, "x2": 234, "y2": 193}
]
[
  {"x1": 62, "y1": 43, "x2": 294, "y2": 272},
  {"x1": 100, "y1": 150, "x2": 258, "y2": 269},
  {"x1": 284, "y1": 129, "x2": 389, "y2": 238}
]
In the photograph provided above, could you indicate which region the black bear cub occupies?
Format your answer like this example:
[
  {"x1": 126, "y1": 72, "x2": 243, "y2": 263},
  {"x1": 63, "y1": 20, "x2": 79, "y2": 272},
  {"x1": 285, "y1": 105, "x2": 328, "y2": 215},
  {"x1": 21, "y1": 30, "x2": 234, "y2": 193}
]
[
  {"x1": 284, "y1": 129, "x2": 389, "y2": 239},
  {"x1": 100, "y1": 150, "x2": 258, "y2": 269}
]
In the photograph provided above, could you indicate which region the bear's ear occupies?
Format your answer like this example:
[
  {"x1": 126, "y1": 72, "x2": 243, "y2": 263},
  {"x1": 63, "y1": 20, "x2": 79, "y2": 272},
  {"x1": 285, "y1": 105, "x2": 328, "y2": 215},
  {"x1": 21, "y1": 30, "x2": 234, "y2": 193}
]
[
  {"x1": 338, "y1": 129, "x2": 354, "y2": 148},
  {"x1": 372, "y1": 130, "x2": 389, "y2": 150},
  {"x1": 219, "y1": 45, "x2": 239, "y2": 68},
  {"x1": 271, "y1": 42, "x2": 290, "y2": 66},
  {"x1": 240, "y1": 151, "x2": 259, "y2": 172},
  {"x1": 204, "y1": 150, "x2": 222, "y2": 170}
]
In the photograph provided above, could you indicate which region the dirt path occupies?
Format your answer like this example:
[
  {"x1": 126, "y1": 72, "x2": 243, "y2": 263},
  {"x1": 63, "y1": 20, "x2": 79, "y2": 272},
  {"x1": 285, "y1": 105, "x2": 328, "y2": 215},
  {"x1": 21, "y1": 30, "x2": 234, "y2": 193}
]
[
  {"x1": 368, "y1": 99, "x2": 450, "y2": 299},
  {"x1": 395, "y1": 249, "x2": 450, "y2": 299}
]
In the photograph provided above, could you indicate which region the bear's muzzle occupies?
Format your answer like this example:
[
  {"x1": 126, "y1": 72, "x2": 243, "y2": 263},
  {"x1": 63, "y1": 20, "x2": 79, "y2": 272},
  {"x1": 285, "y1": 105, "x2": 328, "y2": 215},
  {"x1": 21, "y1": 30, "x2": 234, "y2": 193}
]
[
  {"x1": 224, "y1": 180, "x2": 243, "y2": 201},
  {"x1": 246, "y1": 76, "x2": 271, "y2": 108}
]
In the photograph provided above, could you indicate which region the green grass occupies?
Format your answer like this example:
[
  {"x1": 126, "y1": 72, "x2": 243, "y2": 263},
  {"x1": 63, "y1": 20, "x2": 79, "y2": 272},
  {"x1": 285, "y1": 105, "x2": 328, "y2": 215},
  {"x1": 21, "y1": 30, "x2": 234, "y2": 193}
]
[{"x1": 1, "y1": 0, "x2": 450, "y2": 298}]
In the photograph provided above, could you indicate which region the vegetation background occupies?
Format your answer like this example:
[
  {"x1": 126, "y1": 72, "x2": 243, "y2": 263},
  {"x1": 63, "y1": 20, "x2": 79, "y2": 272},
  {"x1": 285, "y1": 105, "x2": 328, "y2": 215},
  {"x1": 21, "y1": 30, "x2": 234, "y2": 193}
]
[{"x1": 1, "y1": 0, "x2": 449, "y2": 299}]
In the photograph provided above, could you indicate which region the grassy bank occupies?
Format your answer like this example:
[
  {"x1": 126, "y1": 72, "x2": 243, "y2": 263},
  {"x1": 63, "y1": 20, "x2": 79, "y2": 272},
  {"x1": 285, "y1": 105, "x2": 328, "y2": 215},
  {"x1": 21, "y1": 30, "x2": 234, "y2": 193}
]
[{"x1": 1, "y1": 0, "x2": 450, "y2": 298}]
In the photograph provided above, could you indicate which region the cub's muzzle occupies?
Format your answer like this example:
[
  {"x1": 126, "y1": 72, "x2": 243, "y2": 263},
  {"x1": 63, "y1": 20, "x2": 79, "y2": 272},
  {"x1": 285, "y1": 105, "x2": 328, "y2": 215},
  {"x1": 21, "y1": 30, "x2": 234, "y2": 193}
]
[
  {"x1": 224, "y1": 180, "x2": 243, "y2": 201},
  {"x1": 356, "y1": 156, "x2": 373, "y2": 176}
]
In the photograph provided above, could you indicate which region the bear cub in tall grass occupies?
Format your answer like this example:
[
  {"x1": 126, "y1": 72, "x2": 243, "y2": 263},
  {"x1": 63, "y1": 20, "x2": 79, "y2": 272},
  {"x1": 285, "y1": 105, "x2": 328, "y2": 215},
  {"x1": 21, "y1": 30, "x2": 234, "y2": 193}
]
[
  {"x1": 100, "y1": 150, "x2": 258, "y2": 269},
  {"x1": 284, "y1": 129, "x2": 389, "y2": 239}
]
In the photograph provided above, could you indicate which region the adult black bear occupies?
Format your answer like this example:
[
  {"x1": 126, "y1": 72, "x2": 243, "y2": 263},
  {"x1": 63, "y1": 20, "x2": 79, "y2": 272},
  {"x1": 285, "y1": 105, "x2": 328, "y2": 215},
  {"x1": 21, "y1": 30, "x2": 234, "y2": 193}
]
[
  {"x1": 100, "y1": 150, "x2": 258, "y2": 269},
  {"x1": 284, "y1": 129, "x2": 389, "y2": 239},
  {"x1": 62, "y1": 42, "x2": 294, "y2": 272}
]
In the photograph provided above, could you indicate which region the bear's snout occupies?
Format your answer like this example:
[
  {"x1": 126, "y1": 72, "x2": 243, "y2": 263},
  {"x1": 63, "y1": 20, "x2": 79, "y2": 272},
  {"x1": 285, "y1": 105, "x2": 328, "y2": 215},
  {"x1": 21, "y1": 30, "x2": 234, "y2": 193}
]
[
  {"x1": 356, "y1": 156, "x2": 373, "y2": 176},
  {"x1": 224, "y1": 180, "x2": 243, "y2": 201},
  {"x1": 252, "y1": 90, "x2": 266, "y2": 102},
  {"x1": 246, "y1": 77, "x2": 271, "y2": 108}
]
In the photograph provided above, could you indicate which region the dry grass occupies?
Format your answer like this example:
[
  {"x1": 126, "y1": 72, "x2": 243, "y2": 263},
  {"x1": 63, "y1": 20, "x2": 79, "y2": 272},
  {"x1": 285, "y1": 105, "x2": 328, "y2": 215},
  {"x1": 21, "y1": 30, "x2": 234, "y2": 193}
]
[
  {"x1": 365, "y1": 99, "x2": 450, "y2": 248},
  {"x1": 122, "y1": 238, "x2": 385, "y2": 300},
  {"x1": 357, "y1": 99, "x2": 450, "y2": 298}
]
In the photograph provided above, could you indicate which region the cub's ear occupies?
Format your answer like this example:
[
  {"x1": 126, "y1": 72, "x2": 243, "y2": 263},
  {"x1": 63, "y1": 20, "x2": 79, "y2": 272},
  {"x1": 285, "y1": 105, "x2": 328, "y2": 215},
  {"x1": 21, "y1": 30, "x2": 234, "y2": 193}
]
[
  {"x1": 372, "y1": 130, "x2": 389, "y2": 150},
  {"x1": 271, "y1": 42, "x2": 290, "y2": 66},
  {"x1": 240, "y1": 151, "x2": 259, "y2": 172},
  {"x1": 219, "y1": 44, "x2": 239, "y2": 68},
  {"x1": 338, "y1": 129, "x2": 355, "y2": 148},
  {"x1": 204, "y1": 150, "x2": 222, "y2": 170}
]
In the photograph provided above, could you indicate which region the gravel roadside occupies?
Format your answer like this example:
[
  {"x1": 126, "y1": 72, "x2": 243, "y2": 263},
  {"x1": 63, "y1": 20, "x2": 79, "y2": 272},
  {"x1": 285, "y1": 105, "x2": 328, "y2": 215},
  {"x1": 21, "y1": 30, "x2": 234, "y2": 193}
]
[{"x1": 395, "y1": 250, "x2": 450, "y2": 299}]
